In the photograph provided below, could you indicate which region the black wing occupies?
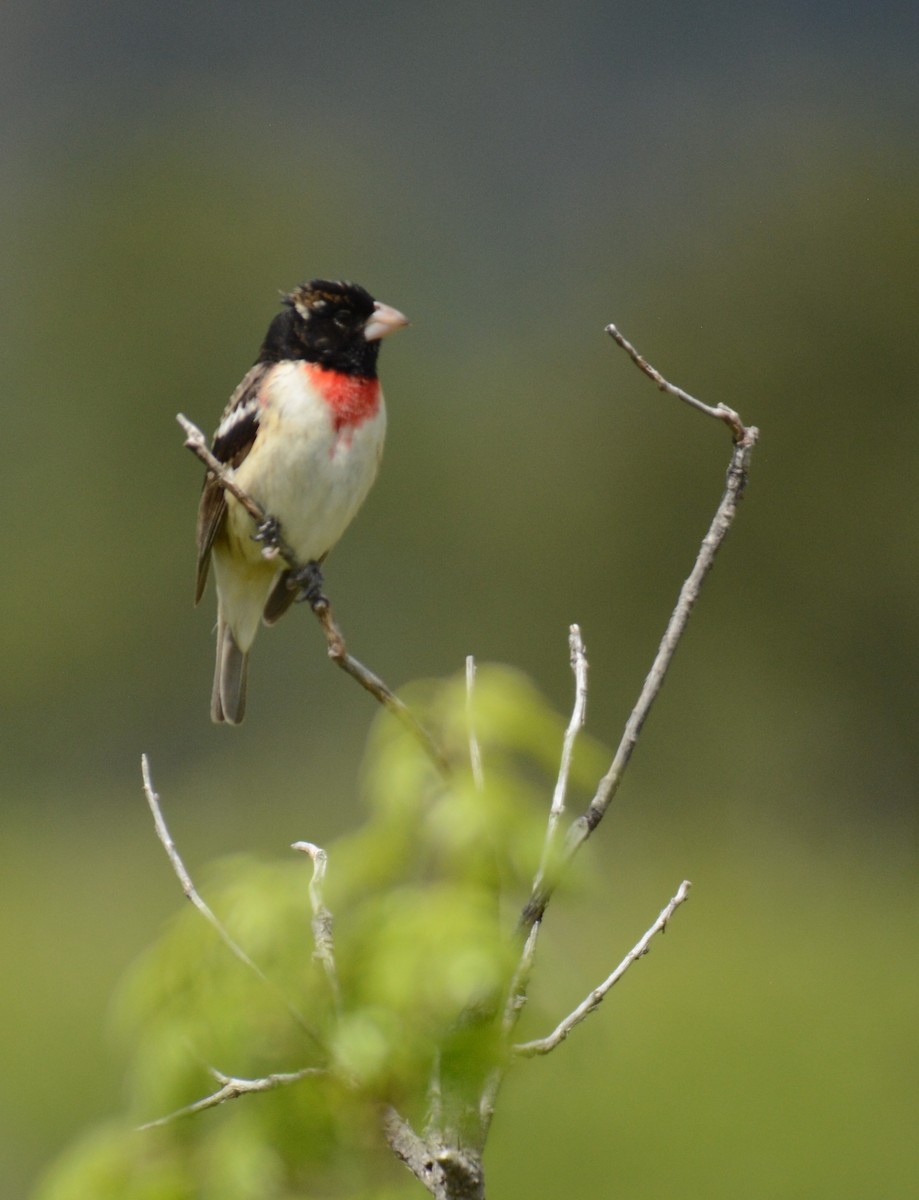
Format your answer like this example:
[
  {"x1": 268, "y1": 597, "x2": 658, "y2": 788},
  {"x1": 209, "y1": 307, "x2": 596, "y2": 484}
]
[{"x1": 194, "y1": 363, "x2": 269, "y2": 604}]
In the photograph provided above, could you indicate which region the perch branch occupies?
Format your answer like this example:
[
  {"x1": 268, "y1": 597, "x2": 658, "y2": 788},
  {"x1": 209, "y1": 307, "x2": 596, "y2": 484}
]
[
  {"x1": 139, "y1": 1066, "x2": 324, "y2": 1130},
  {"x1": 514, "y1": 880, "x2": 691, "y2": 1057},
  {"x1": 178, "y1": 414, "x2": 448, "y2": 775}
]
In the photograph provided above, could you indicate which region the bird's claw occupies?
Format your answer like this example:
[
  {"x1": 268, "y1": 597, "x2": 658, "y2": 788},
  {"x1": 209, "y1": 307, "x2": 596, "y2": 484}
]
[
  {"x1": 253, "y1": 516, "x2": 284, "y2": 559},
  {"x1": 291, "y1": 561, "x2": 328, "y2": 608}
]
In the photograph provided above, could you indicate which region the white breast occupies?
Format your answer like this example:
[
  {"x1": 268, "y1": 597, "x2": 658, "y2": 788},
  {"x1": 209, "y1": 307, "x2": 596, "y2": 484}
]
[{"x1": 229, "y1": 361, "x2": 387, "y2": 565}]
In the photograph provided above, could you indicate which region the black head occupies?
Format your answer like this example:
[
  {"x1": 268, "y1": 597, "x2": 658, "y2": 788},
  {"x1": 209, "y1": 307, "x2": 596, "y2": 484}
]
[{"x1": 256, "y1": 279, "x2": 405, "y2": 377}]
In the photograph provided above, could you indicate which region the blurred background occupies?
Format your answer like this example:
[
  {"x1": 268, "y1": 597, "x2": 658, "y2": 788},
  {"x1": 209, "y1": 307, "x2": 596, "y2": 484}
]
[{"x1": 2, "y1": 1, "x2": 918, "y2": 1195}]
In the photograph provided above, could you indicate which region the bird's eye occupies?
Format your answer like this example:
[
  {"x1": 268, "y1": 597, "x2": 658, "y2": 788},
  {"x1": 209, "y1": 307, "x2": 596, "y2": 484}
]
[{"x1": 333, "y1": 308, "x2": 353, "y2": 327}]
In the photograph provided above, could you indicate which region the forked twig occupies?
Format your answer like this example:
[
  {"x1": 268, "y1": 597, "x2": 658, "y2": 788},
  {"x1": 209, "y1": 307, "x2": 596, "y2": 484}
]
[
  {"x1": 178, "y1": 414, "x2": 448, "y2": 774},
  {"x1": 514, "y1": 880, "x2": 691, "y2": 1057}
]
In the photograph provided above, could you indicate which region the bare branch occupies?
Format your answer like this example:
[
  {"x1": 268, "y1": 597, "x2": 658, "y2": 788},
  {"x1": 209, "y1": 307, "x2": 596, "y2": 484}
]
[
  {"x1": 423, "y1": 1050, "x2": 444, "y2": 1141},
  {"x1": 465, "y1": 656, "x2": 485, "y2": 789},
  {"x1": 604, "y1": 325, "x2": 750, "y2": 443},
  {"x1": 292, "y1": 841, "x2": 340, "y2": 1010},
  {"x1": 535, "y1": 625, "x2": 588, "y2": 890},
  {"x1": 141, "y1": 755, "x2": 319, "y2": 1043},
  {"x1": 477, "y1": 920, "x2": 540, "y2": 1138},
  {"x1": 311, "y1": 597, "x2": 451, "y2": 776},
  {"x1": 142, "y1": 754, "x2": 270, "y2": 976},
  {"x1": 500, "y1": 921, "x2": 541, "y2": 1040},
  {"x1": 573, "y1": 429, "x2": 755, "y2": 842},
  {"x1": 521, "y1": 333, "x2": 758, "y2": 930},
  {"x1": 178, "y1": 413, "x2": 293, "y2": 551},
  {"x1": 139, "y1": 1065, "x2": 324, "y2": 1130},
  {"x1": 179, "y1": 414, "x2": 449, "y2": 775},
  {"x1": 514, "y1": 880, "x2": 691, "y2": 1057},
  {"x1": 382, "y1": 1108, "x2": 448, "y2": 1199},
  {"x1": 478, "y1": 627, "x2": 590, "y2": 1135},
  {"x1": 382, "y1": 1107, "x2": 485, "y2": 1200}
]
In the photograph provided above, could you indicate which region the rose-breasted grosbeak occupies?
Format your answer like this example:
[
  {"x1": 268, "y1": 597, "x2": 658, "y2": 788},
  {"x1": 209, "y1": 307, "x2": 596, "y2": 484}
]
[{"x1": 195, "y1": 279, "x2": 408, "y2": 724}]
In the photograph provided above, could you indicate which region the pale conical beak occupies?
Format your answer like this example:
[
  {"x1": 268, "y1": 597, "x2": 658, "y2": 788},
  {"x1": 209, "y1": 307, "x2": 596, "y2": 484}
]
[{"x1": 363, "y1": 301, "x2": 410, "y2": 342}]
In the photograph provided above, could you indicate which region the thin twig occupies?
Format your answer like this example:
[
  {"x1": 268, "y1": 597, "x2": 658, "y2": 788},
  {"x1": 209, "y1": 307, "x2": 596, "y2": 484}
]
[
  {"x1": 142, "y1": 754, "x2": 273, "y2": 978},
  {"x1": 500, "y1": 923, "x2": 541, "y2": 1041},
  {"x1": 575, "y1": 431, "x2": 755, "y2": 839},
  {"x1": 423, "y1": 1052, "x2": 444, "y2": 1141},
  {"x1": 465, "y1": 656, "x2": 485, "y2": 789},
  {"x1": 312, "y1": 597, "x2": 451, "y2": 776},
  {"x1": 478, "y1": 628, "x2": 589, "y2": 1134},
  {"x1": 292, "y1": 841, "x2": 341, "y2": 1011},
  {"x1": 179, "y1": 413, "x2": 449, "y2": 775},
  {"x1": 514, "y1": 880, "x2": 691, "y2": 1057},
  {"x1": 178, "y1": 413, "x2": 295, "y2": 555},
  {"x1": 139, "y1": 1066, "x2": 324, "y2": 1130},
  {"x1": 534, "y1": 625, "x2": 588, "y2": 891},
  {"x1": 141, "y1": 755, "x2": 318, "y2": 1042},
  {"x1": 477, "y1": 920, "x2": 540, "y2": 1137},
  {"x1": 520, "y1": 333, "x2": 758, "y2": 930},
  {"x1": 605, "y1": 325, "x2": 749, "y2": 442}
]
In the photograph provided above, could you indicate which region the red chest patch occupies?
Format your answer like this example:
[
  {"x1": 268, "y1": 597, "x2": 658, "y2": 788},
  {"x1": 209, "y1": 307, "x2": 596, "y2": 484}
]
[{"x1": 303, "y1": 363, "x2": 381, "y2": 434}]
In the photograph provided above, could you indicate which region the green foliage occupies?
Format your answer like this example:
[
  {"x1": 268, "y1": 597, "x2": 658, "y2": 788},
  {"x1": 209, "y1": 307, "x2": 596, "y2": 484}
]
[
  {"x1": 114, "y1": 858, "x2": 325, "y2": 1120},
  {"x1": 36, "y1": 1122, "x2": 193, "y2": 1200},
  {"x1": 36, "y1": 668, "x2": 598, "y2": 1199},
  {"x1": 334, "y1": 667, "x2": 606, "y2": 906}
]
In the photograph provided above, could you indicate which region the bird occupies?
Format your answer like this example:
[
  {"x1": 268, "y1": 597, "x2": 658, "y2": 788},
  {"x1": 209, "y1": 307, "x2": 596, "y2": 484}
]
[{"x1": 194, "y1": 278, "x2": 409, "y2": 724}]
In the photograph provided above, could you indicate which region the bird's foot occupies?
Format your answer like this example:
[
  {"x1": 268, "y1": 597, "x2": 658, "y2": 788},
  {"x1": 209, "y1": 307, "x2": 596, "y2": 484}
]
[
  {"x1": 253, "y1": 515, "x2": 284, "y2": 560},
  {"x1": 291, "y1": 560, "x2": 328, "y2": 609}
]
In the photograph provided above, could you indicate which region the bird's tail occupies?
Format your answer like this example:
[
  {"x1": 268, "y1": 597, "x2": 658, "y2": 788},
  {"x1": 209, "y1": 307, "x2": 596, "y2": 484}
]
[{"x1": 212, "y1": 617, "x2": 248, "y2": 724}]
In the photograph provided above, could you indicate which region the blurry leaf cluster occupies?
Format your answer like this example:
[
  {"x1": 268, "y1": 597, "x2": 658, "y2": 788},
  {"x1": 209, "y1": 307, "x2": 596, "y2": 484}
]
[{"x1": 36, "y1": 667, "x2": 606, "y2": 1199}]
